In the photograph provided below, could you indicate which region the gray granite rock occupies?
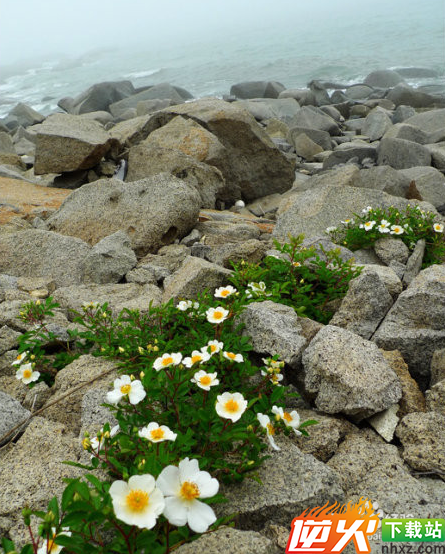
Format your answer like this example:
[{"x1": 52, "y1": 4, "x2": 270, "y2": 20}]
[
  {"x1": 377, "y1": 137, "x2": 431, "y2": 169},
  {"x1": 81, "y1": 231, "x2": 137, "y2": 284},
  {"x1": 175, "y1": 527, "x2": 279, "y2": 554},
  {"x1": 46, "y1": 176, "x2": 201, "y2": 256},
  {"x1": 425, "y1": 380, "x2": 445, "y2": 416},
  {"x1": 302, "y1": 325, "x2": 402, "y2": 419},
  {"x1": 0, "y1": 391, "x2": 31, "y2": 445},
  {"x1": 374, "y1": 237, "x2": 410, "y2": 265}
]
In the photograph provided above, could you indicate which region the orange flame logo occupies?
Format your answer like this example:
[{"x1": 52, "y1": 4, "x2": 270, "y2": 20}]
[{"x1": 286, "y1": 498, "x2": 379, "y2": 554}]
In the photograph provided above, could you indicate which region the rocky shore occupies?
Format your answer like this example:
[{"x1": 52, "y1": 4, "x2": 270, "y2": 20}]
[{"x1": 1, "y1": 67, "x2": 445, "y2": 553}]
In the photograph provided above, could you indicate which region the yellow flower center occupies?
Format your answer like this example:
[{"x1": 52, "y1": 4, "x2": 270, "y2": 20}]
[
  {"x1": 162, "y1": 356, "x2": 174, "y2": 366},
  {"x1": 210, "y1": 344, "x2": 217, "y2": 352},
  {"x1": 180, "y1": 481, "x2": 200, "y2": 501},
  {"x1": 23, "y1": 368, "x2": 32, "y2": 379},
  {"x1": 220, "y1": 289, "x2": 230, "y2": 297},
  {"x1": 150, "y1": 428, "x2": 165, "y2": 441},
  {"x1": 394, "y1": 227, "x2": 401, "y2": 232},
  {"x1": 212, "y1": 311, "x2": 224, "y2": 320},
  {"x1": 47, "y1": 537, "x2": 58, "y2": 553},
  {"x1": 283, "y1": 412, "x2": 293, "y2": 423},
  {"x1": 267, "y1": 423, "x2": 275, "y2": 435},
  {"x1": 199, "y1": 375, "x2": 212, "y2": 386},
  {"x1": 226, "y1": 352, "x2": 236, "y2": 360},
  {"x1": 126, "y1": 489, "x2": 149, "y2": 512},
  {"x1": 224, "y1": 399, "x2": 239, "y2": 413},
  {"x1": 191, "y1": 354, "x2": 202, "y2": 364},
  {"x1": 120, "y1": 384, "x2": 131, "y2": 394}
]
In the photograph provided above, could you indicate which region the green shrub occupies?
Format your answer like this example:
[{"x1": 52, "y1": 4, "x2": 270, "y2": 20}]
[
  {"x1": 326, "y1": 204, "x2": 445, "y2": 268},
  {"x1": 230, "y1": 234, "x2": 361, "y2": 324}
]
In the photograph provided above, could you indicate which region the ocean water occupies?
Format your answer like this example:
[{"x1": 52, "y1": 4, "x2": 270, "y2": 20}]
[{"x1": 0, "y1": 0, "x2": 444, "y2": 118}]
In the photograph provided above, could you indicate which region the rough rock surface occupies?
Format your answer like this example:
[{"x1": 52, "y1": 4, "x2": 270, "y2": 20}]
[
  {"x1": 374, "y1": 264, "x2": 445, "y2": 388},
  {"x1": 235, "y1": 301, "x2": 312, "y2": 369},
  {"x1": 0, "y1": 229, "x2": 91, "y2": 287},
  {"x1": 46, "y1": 176, "x2": 201, "y2": 256},
  {"x1": 33, "y1": 113, "x2": 114, "y2": 174},
  {"x1": 396, "y1": 412, "x2": 445, "y2": 472},
  {"x1": 302, "y1": 325, "x2": 402, "y2": 419},
  {"x1": 0, "y1": 391, "x2": 31, "y2": 445}
]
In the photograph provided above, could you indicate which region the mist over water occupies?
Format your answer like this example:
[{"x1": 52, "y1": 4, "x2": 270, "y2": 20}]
[{"x1": 0, "y1": 0, "x2": 444, "y2": 117}]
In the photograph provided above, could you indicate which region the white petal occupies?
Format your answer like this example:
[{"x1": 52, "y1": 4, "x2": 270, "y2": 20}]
[
  {"x1": 163, "y1": 496, "x2": 188, "y2": 527},
  {"x1": 179, "y1": 458, "x2": 200, "y2": 482},
  {"x1": 106, "y1": 389, "x2": 123, "y2": 404},
  {"x1": 194, "y1": 472, "x2": 219, "y2": 498},
  {"x1": 157, "y1": 465, "x2": 181, "y2": 497},
  {"x1": 187, "y1": 500, "x2": 217, "y2": 533},
  {"x1": 128, "y1": 474, "x2": 156, "y2": 494}
]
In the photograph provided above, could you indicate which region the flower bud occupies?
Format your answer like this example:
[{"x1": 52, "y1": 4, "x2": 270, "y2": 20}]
[
  {"x1": 118, "y1": 346, "x2": 125, "y2": 353},
  {"x1": 139, "y1": 371, "x2": 145, "y2": 379}
]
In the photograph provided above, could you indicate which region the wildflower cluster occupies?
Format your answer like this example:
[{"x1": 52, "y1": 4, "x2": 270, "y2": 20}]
[
  {"x1": 326, "y1": 205, "x2": 445, "y2": 268},
  {"x1": 231, "y1": 234, "x2": 361, "y2": 324},
  {"x1": 7, "y1": 280, "x2": 316, "y2": 554}
]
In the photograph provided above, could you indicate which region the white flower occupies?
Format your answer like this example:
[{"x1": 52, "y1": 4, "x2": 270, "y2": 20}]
[
  {"x1": 15, "y1": 363, "x2": 40, "y2": 384},
  {"x1": 262, "y1": 358, "x2": 284, "y2": 370},
  {"x1": 82, "y1": 301, "x2": 99, "y2": 310},
  {"x1": 139, "y1": 422, "x2": 177, "y2": 443},
  {"x1": 245, "y1": 281, "x2": 271, "y2": 299},
  {"x1": 214, "y1": 285, "x2": 237, "y2": 298},
  {"x1": 390, "y1": 224, "x2": 404, "y2": 235},
  {"x1": 183, "y1": 350, "x2": 211, "y2": 368},
  {"x1": 325, "y1": 226, "x2": 337, "y2": 233},
  {"x1": 434, "y1": 223, "x2": 444, "y2": 233},
  {"x1": 201, "y1": 340, "x2": 223, "y2": 356},
  {"x1": 153, "y1": 352, "x2": 183, "y2": 371},
  {"x1": 37, "y1": 528, "x2": 71, "y2": 554},
  {"x1": 109, "y1": 474, "x2": 165, "y2": 529},
  {"x1": 206, "y1": 306, "x2": 229, "y2": 324},
  {"x1": 341, "y1": 218, "x2": 354, "y2": 225},
  {"x1": 272, "y1": 406, "x2": 302, "y2": 435},
  {"x1": 377, "y1": 219, "x2": 391, "y2": 233},
  {"x1": 90, "y1": 424, "x2": 120, "y2": 454},
  {"x1": 362, "y1": 206, "x2": 372, "y2": 214},
  {"x1": 261, "y1": 370, "x2": 284, "y2": 386},
  {"x1": 106, "y1": 375, "x2": 146, "y2": 405},
  {"x1": 156, "y1": 458, "x2": 219, "y2": 533},
  {"x1": 215, "y1": 392, "x2": 248, "y2": 422},
  {"x1": 292, "y1": 261, "x2": 301, "y2": 267},
  {"x1": 12, "y1": 351, "x2": 29, "y2": 366},
  {"x1": 223, "y1": 351, "x2": 244, "y2": 363},
  {"x1": 191, "y1": 370, "x2": 219, "y2": 390},
  {"x1": 257, "y1": 413, "x2": 280, "y2": 451},
  {"x1": 177, "y1": 300, "x2": 199, "y2": 311},
  {"x1": 361, "y1": 220, "x2": 376, "y2": 231}
]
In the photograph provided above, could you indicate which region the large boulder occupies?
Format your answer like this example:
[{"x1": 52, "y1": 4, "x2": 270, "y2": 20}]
[
  {"x1": 399, "y1": 166, "x2": 445, "y2": 207},
  {"x1": 0, "y1": 229, "x2": 90, "y2": 287},
  {"x1": 362, "y1": 107, "x2": 393, "y2": 141},
  {"x1": 290, "y1": 106, "x2": 340, "y2": 135},
  {"x1": 234, "y1": 301, "x2": 316, "y2": 369},
  {"x1": 0, "y1": 391, "x2": 31, "y2": 445},
  {"x1": 330, "y1": 270, "x2": 394, "y2": 339},
  {"x1": 230, "y1": 80, "x2": 285, "y2": 99},
  {"x1": 234, "y1": 98, "x2": 300, "y2": 124},
  {"x1": 53, "y1": 283, "x2": 162, "y2": 317},
  {"x1": 322, "y1": 142, "x2": 377, "y2": 170},
  {"x1": 33, "y1": 113, "x2": 115, "y2": 174},
  {"x1": 288, "y1": 126, "x2": 332, "y2": 150},
  {"x1": 374, "y1": 265, "x2": 445, "y2": 389},
  {"x1": 153, "y1": 98, "x2": 294, "y2": 202},
  {"x1": 109, "y1": 83, "x2": 192, "y2": 117},
  {"x1": 383, "y1": 122, "x2": 430, "y2": 144},
  {"x1": 58, "y1": 80, "x2": 135, "y2": 114},
  {"x1": 404, "y1": 109, "x2": 445, "y2": 143},
  {"x1": 9, "y1": 103, "x2": 45, "y2": 127},
  {"x1": 218, "y1": 442, "x2": 344, "y2": 530},
  {"x1": 273, "y1": 184, "x2": 414, "y2": 241},
  {"x1": 126, "y1": 143, "x2": 226, "y2": 208},
  {"x1": 364, "y1": 69, "x2": 405, "y2": 88},
  {"x1": 356, "y1": 166, "x2": 410, "y2": 197},
  {"x1": 377, "y1": 137, "x2": 431, "y2": 169},
  {"x1": 302, "y1": 325, "x2": 402, "y2": 420},
  {"x1": 46, "y1": 176, "x2": 201, "y2": 256},
  {"x1": 386, "y1": 84, "x2": 436, "y2": 109},
  {"x1": 80, "y1": 231, "x2": 137, "y2": 284}
]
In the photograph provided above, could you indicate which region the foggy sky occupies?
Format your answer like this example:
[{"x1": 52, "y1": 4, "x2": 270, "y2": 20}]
[{"x1": 0, "y1": 0, "x2": 422, "y2": 68}]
